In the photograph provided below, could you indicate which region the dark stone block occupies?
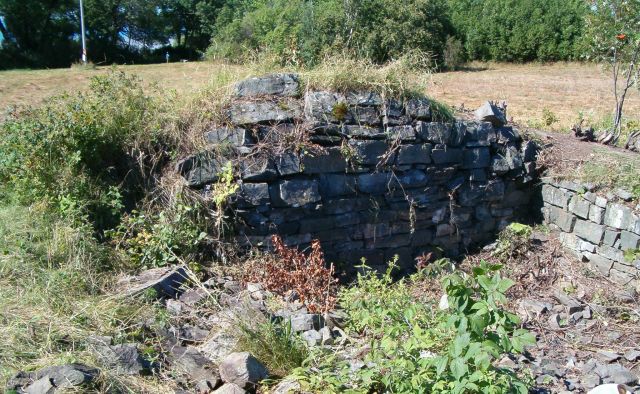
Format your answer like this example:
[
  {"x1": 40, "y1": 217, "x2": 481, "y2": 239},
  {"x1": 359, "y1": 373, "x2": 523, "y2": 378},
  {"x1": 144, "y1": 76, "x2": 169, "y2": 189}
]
[
  {"x1": 352, "y1": 106, "x2": 381, "y2": 126},
  {"x1": 275, "y1": 151, "x2": 301, "y2": 175},
  {"x1": 522, "y1": 140, "x2": 537, "y2": 162},
  {"x1": 227, "y1": 101, "x2": 301, "y2": 125},
  {"x1": 342, "y1": 125, "x2": 385, "y2": 139},
  {"x1": 304, "y1": 91, "x2": 354, "y2": 123},
  {"x1": 416, "y1": 122, "x2": 454, "y2": 144},
  {"x1": 462, "y1": 147, "x2": 491, "y2": 169},
  {"x1": 323, "y1": 197, "x2": 375, "y2": 215},
  {"x1": 302, "y1": 147, "x2": 347, "y2": 173},
  {"x1": 491, "y1": 155, "x2": 510, "y2": 175},
  {"x1": 235, "y1": 73, "x2": 299, "y2": 97},
  {"x1": 350, "y1": 140, "x2": 393, "y2": 166},
  {"x1": 237, "y1": 183, "x2": 270, "y2": 206},
  {"x1": 405, "y1": 98, "x2": 431, "y2": 120},
  {"x1": 345, "y1": 91, "x2": 383, "y2": 106},
  {"x1": 357, "y1": 172, "x2": 393, "y2": 194},
  {"x1": 387, "y1": 125, "x2": 416, "y2": 141},
  {"x1": 300, "y1": 217, "x2": 336, "y2": 233},
  {"x1": 240, "y1": 156, "x2": 278, "y2": 181},
  {"x1": 177, "y1": 152, "x2": 231, "y2": 187},
  {"x1": 431, "y1": 146, "x2": 463, "y2": 165},
  {"x1": 397, "y1": 169, "x2": 429, "y2": 188},
  {"x1": 397, "y1": 144, "x2": 432, "y2": 165},
  {"x1": 319, "y1": 174, "x2": 357, "y2": 197},
  {"x1": 204, "y1": 127, "x2": 253, "y2": 146},
  {"x1": 270, "y1": 180, "x2": 321, "y2": 207},
  {"x1": 497, "y1": 126, "x2": 520, "y2": 143}
]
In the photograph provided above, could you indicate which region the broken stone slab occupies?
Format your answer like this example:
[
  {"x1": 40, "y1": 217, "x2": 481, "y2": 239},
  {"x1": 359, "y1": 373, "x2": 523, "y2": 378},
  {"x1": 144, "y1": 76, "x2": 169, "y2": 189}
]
[
  {"x1": 167, "y1": 345, "x2": 221, "y2": 390},
  {"x1": 301, "y1": 329, "x2": 322, "y2": 346},
  {"x1": 304, "y1": 91, "x2": 353, "y2": 123},
  {"x1": 301, "y1": 147, "x2": 347, "y2": 174},
  {"x1": 271, "y1": 379, "x2": 302, "y2": 394},
  {"x1": 397, "y1": 144, "x2": 432, "y2": 165},
  {"x1": 597, "y1": 351, "x2": 622, "y2": 363},
  {"x1": 90, "y1": 343, "x2": 149, "y2": 375},
  {"x1": 553, "y1": 290, "x2": 583, "y2": 315},
  {"x1": 521, "y1": 298, "x2": 554, "y2": 315},
  {"x1": 6, "y1": 364, "x2": 99, "y2": 393},
  {"x1": 234, "y1": 73, "x2": 299, "y2": 97},
  {"x1": 474, "y1": 101, "x2": 507, "y2": 127},
  {"x1": 624, "y1": 350, "x2": 640, "y2": 361},
  {"x1": 574, "y1": 219, "x2": 605, "y2": 245},
  {"x1": 289, "y1": 313, "x2": 325, "y2": 332},
  {"x1": 602, "y1": 364, "x2": 638, "y2": 386},
  {"x1": 116, "y1": 266, "x2": 188, "y2": 299},
  {"x1": 218, "y1": 352, "x2": 269, "y2": 389}
]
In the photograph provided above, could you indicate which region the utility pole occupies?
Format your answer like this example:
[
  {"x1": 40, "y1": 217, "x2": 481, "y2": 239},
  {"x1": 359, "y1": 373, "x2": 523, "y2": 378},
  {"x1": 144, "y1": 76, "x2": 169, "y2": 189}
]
[{"x1": 79, "y1": 0, "x2": 87, "y2": 64}]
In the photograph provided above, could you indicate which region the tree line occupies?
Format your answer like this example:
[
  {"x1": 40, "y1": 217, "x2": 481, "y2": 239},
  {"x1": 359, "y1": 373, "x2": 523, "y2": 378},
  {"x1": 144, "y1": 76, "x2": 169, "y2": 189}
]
[{"x1": 0, "y1": 0, "x2": 589, "y2": 70}]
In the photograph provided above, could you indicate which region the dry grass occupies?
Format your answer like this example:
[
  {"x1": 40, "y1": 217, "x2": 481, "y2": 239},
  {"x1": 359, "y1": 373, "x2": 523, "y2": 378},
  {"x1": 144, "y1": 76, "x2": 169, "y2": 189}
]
[
  {"x1": 3, "y1": 61, "x2": 640, "y2": 132},
  {"x1": 429, "y1": 62, "x2": 640, "y2": 131}
]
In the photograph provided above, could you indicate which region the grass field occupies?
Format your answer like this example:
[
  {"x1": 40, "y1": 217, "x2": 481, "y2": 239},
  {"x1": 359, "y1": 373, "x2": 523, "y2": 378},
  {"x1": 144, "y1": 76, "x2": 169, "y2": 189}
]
[{"x1": 1, "y1": 61, "x2": 639, "y2": 131}]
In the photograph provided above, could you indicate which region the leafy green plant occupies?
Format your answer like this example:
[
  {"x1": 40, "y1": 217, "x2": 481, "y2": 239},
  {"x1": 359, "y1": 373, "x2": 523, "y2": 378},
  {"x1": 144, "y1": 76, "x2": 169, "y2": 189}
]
[
  {"x1": 107, "y1": 197, "x2": 207, "y2": 269},
  {"x1": 623, "y1": 248, "x2": 640, "y2": 263},
  {"x1": 542, "y1": 107, "x2": 559, "y2": 127},
  {"x1": 290, "y1": 260, "x2": 534, "y2": 393},
  {"x1": 492, "y1": 223, "x2": 533, "y2": 261}
]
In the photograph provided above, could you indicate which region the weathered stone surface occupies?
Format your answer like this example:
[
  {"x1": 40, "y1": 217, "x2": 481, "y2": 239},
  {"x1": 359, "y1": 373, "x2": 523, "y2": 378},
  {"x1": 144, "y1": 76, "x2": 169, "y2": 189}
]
[
  {"x1": 497, "y1": 127, "x2": 520, "y2": 143},
  {"x1": 603, "y1": 230, "x2": 620, "y2": 247},
  {"x1": 431, "y1": 146, "x2": 463, "y2": 165},
  {"x1": 91, "y1": 343, "x2": 148, "y2": 375},
  {"x1": 405, "y1": 97, "x2": 431, "y2": 120},
  {"x1": 342, "y1": 125, "x2": 385, "y2": 139},
  {"x1": 275, "y1": 151, "x2": 301, "y2": 175},
  {"x1": 491, "y1": 155, "x2": 510, "y2": 175},
  {"x1": 271, "y1": 180, "x2": 321, "y2": 207},
  {"x1": 304, "y1": 91, "x2": 353, "y2": 123},
  {"x1": 569, "y1": 197, "x2": 591, "y2": 219},
  {"x1": 319, "y1": 174, "x2": 357, "y2": 197},
  {"x1": 397, "y1": 144, "x2": 432, "y2": 165},
  {"x1": 350, "y1": 140, "x2": 392, "y2": 166},
  {"x1": 604, "y1": 204, "x2": 634, "y2": 230},
  {"x1": 351, "y1": 106, "x2": 381, "y2": 125},
  {"x1": 387, "y1": 125, "x2": 416, "y2": 141},
  {"x1": 620, "y1": 231, "x2": 640, "y2": 250},
  {"x1": 240, "y1": 156, "x2": 278, "y2": 181},
  {"x1": 301, "y1": 148, "x2": 347, "y2": 173},
  {"x1": 574, "y1": 219, "x2": 605, "y2": 244},
  {"x1": 357, "y1": 172, "x2": 393, "y2": 194},
  {"x1": 474, "y1": 101, "x2": 506, "y2": 127},
  {"x1": 462, "y1": 147, "x2": 490, "y2": 169},
  {"x1": 177, "y1": 153, "x2": 231, "y2": 187},
  {"x1": 227, "y1": 101, "x2": 301, "y2": 125},
  {"x1": 168, "y1": 346, "x2": 221, "y2": 389},
  {"x1": 7, "y1": 364, "x2": 99, "y2": 393},
  {"x1": 238, "y1": 183, "x2": 270, "y2": 206},
  {"x1": 589, "y1": 205, "x2": 605, "y2": 224},
  {"x1": 505, "y1": 145, "x2": 523, "y2": 170},
  {"x1": 416, "y1": 122, "x2": 454, "y2": 144},
  {"x1": 397, "y1": 170, "x2": 429, "y2": 188},
  {"x1": 548, "y1": 206, "x2": 576, "y2": 232},
  {"x1": 116, "y1": 266, "x2": 188, "y2": 298},
  {"x1": 235, "y1": 73, "x2": 299, "y2": 97},
  {"x1": 289, "y1": 314, "x2": 324, "y2": 332},
  {"x1": 205, "y1": 127, "x2": 253, "y2": 147},
  {"x1": 597, "y1": 245, "x2": 624, "y2": 262},
  {"x1": 344, "y1": 91, "x2": 383, "y2": 106}
]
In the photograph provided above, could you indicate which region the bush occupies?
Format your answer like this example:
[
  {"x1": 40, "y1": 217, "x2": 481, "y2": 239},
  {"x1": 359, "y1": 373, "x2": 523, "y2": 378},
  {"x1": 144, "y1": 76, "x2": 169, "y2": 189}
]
[
  {"x1": 444, "y1": 36, "x2": 466, "y2": 70},
  {"x1": 290, "y1": 260, "x2": 534, "y2": 393},
  {"x1": 0, "y1": 71, "x2": 174, "y2": 231}
]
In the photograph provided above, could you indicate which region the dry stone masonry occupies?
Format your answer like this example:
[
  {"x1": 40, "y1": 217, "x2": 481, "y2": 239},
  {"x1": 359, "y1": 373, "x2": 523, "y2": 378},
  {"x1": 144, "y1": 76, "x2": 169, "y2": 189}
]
[
  {"x1": 541, "y1": 179, "x2": 640, "y2": 284},
  {"x1": 178, "y1": 73, "x2": 538, "y2": 273}
]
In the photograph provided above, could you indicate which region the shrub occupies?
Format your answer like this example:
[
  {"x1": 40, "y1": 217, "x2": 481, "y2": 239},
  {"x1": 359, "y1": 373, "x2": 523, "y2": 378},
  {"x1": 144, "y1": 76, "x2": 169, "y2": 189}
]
[
  {"x1": 0, "y1": 71, "x2": 174, "y2": 231},
  {"x1": 444, "y1": 36, "x2": 466, "y2": 70},
  {"x1": 290, "y1": 260, "x2": 534, "y2": 393},
  {"x1": 244, "y1": 235, "x2": 338, "y2": 313}
]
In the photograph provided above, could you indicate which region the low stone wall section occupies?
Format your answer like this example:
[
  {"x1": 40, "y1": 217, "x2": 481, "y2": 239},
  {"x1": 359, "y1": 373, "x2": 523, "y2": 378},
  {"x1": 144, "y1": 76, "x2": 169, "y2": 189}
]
[
  {"x1": 541, "y1": 179, "x2": 640, "y2": 284},
  {"x1": 179, "y1": 73, "x2": 538, "y2": 273}
]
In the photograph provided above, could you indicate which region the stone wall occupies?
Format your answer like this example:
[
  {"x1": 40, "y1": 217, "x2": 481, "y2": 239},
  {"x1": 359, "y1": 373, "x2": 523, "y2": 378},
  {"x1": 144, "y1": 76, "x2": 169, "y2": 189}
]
[
  {"x1": 541, "y1": 179, "x2": 640, "y2": 284},
  {"x1": 178, "y1": 73, "x2": 537, "y2": 273}
]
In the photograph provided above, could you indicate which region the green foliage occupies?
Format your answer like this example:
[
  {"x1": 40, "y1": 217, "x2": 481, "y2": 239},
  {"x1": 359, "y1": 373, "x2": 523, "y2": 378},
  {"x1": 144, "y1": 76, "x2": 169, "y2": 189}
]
[
  {"x1": 542, "y1": 108, "x2": 559, "y2": 127},
  {"x1": 0, "y1": 71, "x2": 173, "y2": 231},
  {"x1": 291, "y1": 260, "x2": 533, "y2": 393},
  {"x1": 448, "y1": 0, "x2": 587, "y2": 62},
  {"x1": 493, "y1": 223, "x2": 533, "y2": 261},
  {"x1": 208, "y1": 0, "x2": 452, "y2": 66},
  {"x1": 444, "y1": 36, "x2": 466, "y2": 70},
  {"x1": 623, "y1": 248, "x2": 640, "y2": 263},
  {"x1": 106, "y1": 197, "x2": 208, "y2": 269}
]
